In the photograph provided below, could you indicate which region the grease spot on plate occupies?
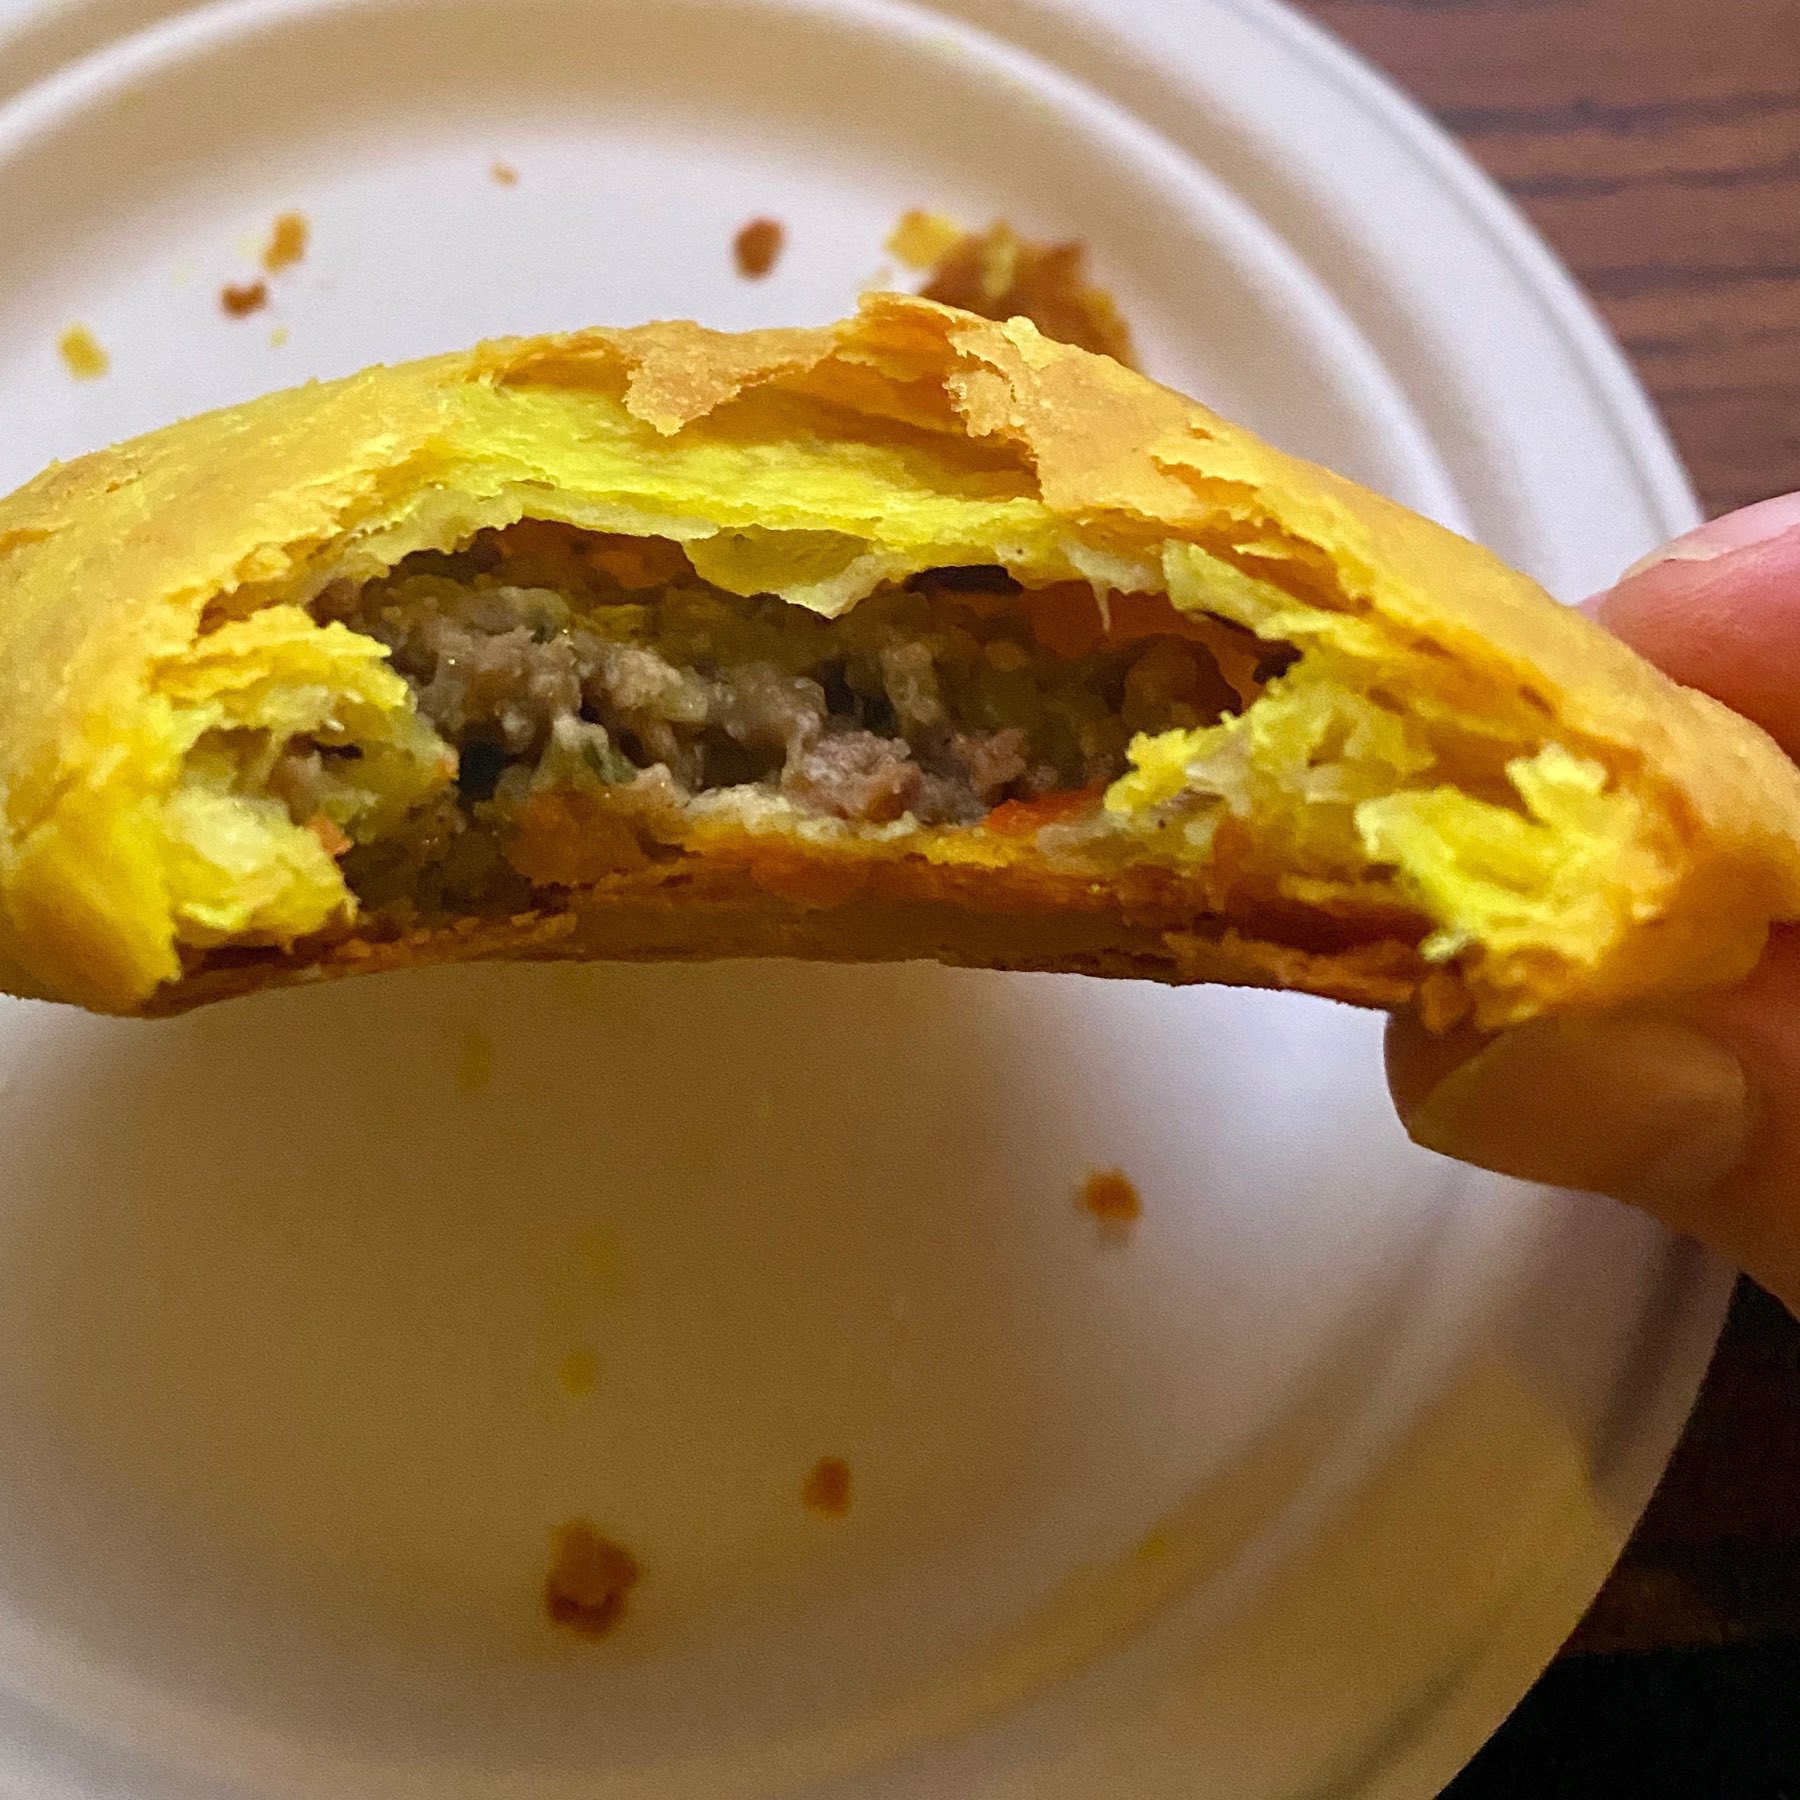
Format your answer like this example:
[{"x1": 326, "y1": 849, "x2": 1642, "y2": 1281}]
[
  {"x1": 557, "y1": 1346, "x2": 601, "y2": 1398},
  {"x1": 454, "y1": 1026, "x2": 493, "y2": 1094},
  {"x1": 801, "y1": 1456, "x2": 853, "y2": 1518}
]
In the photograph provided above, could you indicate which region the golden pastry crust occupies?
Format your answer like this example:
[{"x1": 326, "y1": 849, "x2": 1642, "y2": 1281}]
[{"x1": 2, "y1": 293, "x2": 1797, "y2": 1020}]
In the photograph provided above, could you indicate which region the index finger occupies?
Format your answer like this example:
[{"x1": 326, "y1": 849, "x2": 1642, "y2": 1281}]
[{"x1": 1591, "y1": 495, "x2": 1800, "y2": 759}]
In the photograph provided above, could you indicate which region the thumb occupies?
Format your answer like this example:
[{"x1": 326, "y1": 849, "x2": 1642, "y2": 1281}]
[
  {"x1": 1387, "y1": 930, "x2": 1800, "y2": 1314},
  {"x1": 1386, "y1": 1012, "x2": 1751, "y2": 1210}
]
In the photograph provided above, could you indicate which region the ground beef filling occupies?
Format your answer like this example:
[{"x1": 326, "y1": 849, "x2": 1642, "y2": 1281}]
[{"x1": 306, "y1": 525, "x2": 1262, "y2": 917}]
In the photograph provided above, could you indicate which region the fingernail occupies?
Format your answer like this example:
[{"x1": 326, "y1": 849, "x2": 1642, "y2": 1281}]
[
  {"x1": 1621, "y1": 492, "x2": 1800, "y2": 582},
  {"x1": 1404, "y1": 1017, "x2": 1753, "y2": 1207}
]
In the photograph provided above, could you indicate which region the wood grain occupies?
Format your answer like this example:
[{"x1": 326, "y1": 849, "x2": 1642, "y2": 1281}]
[
  {"x1": 1293, "y1": 0, "x2": 1800, "y2": 1661},
  {"x1": 1299, "y1": 0, "x2": 1800, "y2": 519}
]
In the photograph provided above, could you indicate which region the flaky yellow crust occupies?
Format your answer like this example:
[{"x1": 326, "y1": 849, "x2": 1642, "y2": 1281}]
[{"x1": 3, "y1": 293, "x2": 1798, "y2": 1017}]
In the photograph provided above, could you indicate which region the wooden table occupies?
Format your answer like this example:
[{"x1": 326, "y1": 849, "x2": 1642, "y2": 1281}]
[{"x1": 1296, "y1": 0, "x2": 1800, "y2": 1661}]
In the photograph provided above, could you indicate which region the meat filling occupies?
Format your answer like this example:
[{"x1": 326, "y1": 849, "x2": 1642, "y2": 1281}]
[{"x1": 303, "y1": 523, "x2": 1266, "y2": 918}]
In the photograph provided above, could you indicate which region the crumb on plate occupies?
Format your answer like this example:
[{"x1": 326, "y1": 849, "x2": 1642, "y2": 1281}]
[
  {"x1": 220, "y1": 280, "x2": 269, "y2": 318},
  {"x1": 904, "y1": 216, "x2": 1137, "y2": 367},
  {"x1": 270, "y1": 324, "x2": 289, "y2": 348},
  {"x1": 491, "y1": 161, "x2": 519, "y2": 186},
  {"x1": 801, "y1": 1456, "x2": 853, "y2": 1518},
  {"x1": 885, "y1": 208, "x2": 964, "y2": 271},
  {"x1": 733, "y1": 216, "x2": 785, "y2": 279},
  {"x1": 57, "y1": 324, "x2": 108, "y2": 380},
  {"x1": 261, "y1": 210, "x2": 309, "y2": 274},
  {"x1": 544, "y1": 1519, "x2": 640, "y2": 1639},
  {"x1": 1078, "y1": 1167, "x2": 1141, "y2": 1231}
]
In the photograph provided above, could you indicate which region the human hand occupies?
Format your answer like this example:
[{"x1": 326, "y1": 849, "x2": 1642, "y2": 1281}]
[{"x1": 1387, "y1": 494, "x2": 1800, "y2": 1314}]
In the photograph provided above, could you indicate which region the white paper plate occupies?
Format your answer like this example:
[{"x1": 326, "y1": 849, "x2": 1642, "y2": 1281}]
[{"x1": 0, "y1": 1, "x2": 1727, "y2": 1796}]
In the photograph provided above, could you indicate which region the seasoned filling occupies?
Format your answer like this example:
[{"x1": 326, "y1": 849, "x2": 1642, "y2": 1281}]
[
  {"x1": 155, "y1": 513, "x2": 1657, "y2": 1007},
  {"x1": 301, "y1": 523, "x2": 1268, "y2": 919}
]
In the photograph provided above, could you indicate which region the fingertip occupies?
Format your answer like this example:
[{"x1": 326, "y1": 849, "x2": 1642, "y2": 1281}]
[
  {"x1": 1617, "y1": 492, "x2": 1800, "y2": 584},
  {"x1": 1383, "y1": 1012, "x2": 1490, "y2": 1123},
  {"x1": 1588, "y1": 523, "x2": 1800, "y2": 760}
]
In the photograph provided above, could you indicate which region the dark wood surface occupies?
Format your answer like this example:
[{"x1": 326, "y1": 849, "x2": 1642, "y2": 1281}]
[
  {"x1": 1299, "y1": 0, "x2": 1800, "y2": 520},
  {"x1": 1294, "y1": 0, "x2": 1800, "y2": 1658}
]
